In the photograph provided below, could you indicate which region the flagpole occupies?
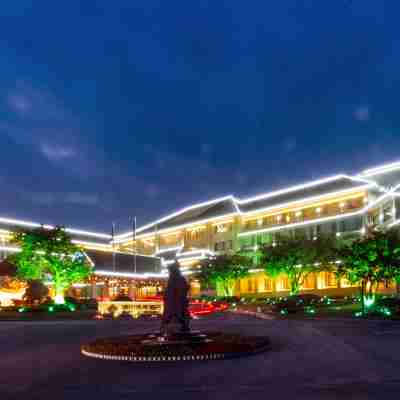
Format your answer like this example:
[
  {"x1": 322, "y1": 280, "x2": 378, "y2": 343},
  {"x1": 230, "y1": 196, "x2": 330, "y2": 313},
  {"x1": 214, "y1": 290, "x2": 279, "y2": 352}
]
[
  {"x1": 112, "y1": 222, "x2": 116, "y2": 272},
  {"x1": 131, "y1": 216, "x2": 137, "y2": 273}
]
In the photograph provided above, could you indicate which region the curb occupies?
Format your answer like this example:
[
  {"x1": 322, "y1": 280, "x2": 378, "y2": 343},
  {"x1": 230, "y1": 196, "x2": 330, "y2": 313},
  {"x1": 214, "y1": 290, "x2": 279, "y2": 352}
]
[{"x1": 231, "y1": 309, "x2": 274, "y2": 320}]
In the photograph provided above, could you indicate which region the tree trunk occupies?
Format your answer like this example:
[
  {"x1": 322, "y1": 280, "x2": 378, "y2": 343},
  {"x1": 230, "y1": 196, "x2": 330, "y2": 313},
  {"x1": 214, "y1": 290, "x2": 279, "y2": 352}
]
[
  {"x1": 290, "y1": 278, "x2": 300, "y2": 296},
  {"x1": 361, "y1": 280, "x2": 365, "y2": 317},
  {"x1": 54, "y1": 279, "x2": 65, "y2": 304}
]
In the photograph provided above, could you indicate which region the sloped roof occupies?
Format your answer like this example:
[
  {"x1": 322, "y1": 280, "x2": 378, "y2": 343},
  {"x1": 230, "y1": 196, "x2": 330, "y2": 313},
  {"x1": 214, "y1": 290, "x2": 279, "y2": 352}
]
[
  {"x1": 85, "y1": 249, "x2": 161, "y2": 274},
  {"x1": 362, "y1": 169, "x2": 400, "y2": 190},
  {"x1": 238, "y1": 176, "x2": 372, "y2": 214},
  {"x1": 137, "y1": 197, "x2": 237, "y2": 236},
  {"x1": 0, "y1": 218, "x2": 111, "y2": 245}
]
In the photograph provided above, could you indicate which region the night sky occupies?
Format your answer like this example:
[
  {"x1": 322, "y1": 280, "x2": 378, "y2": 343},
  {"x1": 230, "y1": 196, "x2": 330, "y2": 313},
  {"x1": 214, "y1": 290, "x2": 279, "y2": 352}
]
[{"x1": 1, "y1": 2, "x2": 400, "y2": 233}]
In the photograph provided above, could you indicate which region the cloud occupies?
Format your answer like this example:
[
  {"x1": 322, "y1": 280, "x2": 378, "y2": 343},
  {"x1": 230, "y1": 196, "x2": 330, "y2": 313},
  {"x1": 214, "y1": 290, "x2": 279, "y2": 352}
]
[
  {"x1": 2, "y1": 81, "x2": 94, "y2": 173},
  {"x1": 353, "y1": 106, "x2": 370, "y2": 122},
  {"x1": 6, "y1": 93, "x2": 32, "y2": 116},
  {"x1": 28, "y1": 191, "x2": 100, "y2": 207},
  {"x1": 40, "y1": 142, "x2": 77, "y2": 162},
  {"x1": 283, "y1": 137, "x2": 297, "y2": 153},
  {"x1": 64, "y1": 193, "x2": 100, "y2": 206},
  {"x1": 145, "y1": 184, "x2": 161, "y2": 199}
]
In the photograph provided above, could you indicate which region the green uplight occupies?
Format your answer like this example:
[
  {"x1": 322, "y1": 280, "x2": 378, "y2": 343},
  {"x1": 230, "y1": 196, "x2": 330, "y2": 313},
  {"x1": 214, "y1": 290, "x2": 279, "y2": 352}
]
[
  {"x1": 381, "y1": 307, "x2": 392, "y2": 317},
  {"x1": 280, "y1": 309, "x2": 288, "y2": 316},
  {"x1": 48, "y1": 306, "x2": 54, "y2": 312},
  {"x1": 364, "y1": 297, "x2": 375, "y2": 308},
  {"x1": 305, "y1": 307, "x2": 316, "y2": 315},
  {"x1": 18, "y1": 307, "x2": 25, "y2": 313},
  {"x1": 354, "y1": 311, "x2": 363, "y2": 318},
  {"x1": 68, "y1": 304, "x2": 76, "y2": 312}
]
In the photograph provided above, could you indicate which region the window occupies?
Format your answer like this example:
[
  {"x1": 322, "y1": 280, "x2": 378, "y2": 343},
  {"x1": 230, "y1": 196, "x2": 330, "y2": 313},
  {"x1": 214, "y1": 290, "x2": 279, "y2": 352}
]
[
  {"x1": 247, "y1": 279, "x2": 253, "y2": 292},
  {"x1": 278, "y1": 277, "x2": 290, "y2": 291},
  {"x1": 227, "y1": 240, "x2": 233, "y2": 250},
  {"x1": 302, "y1": 275, "x2": 314, "y2": 290},
  {"x1": 264, "y1": 278, "x2": 272, "y2": 291},
  {"x1": 214, "y1": 241, "x2": 226, "y2": 252},
  {"x1": 214, "y1": 223, "x2": 232, "y2": 234},
  {"x1": 326, "y1": 272, "x2": 337, "y2": 287}
]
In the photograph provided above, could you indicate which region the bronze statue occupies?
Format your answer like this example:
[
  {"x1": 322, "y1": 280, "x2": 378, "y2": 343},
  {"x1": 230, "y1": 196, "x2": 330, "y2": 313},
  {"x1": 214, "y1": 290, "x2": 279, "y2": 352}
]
[{"x1": 160, "y1": 261, "x2": 190, "y2": 335}]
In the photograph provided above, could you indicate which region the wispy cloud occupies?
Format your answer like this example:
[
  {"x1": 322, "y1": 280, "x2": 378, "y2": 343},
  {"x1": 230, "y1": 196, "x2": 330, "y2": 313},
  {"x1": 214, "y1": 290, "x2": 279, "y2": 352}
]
[
  {"x1": 2, "y1": 81, "x2": 95, "y2": 174},
  {"x1": 40, "y1": 142, "x2": 77, "y2": 162},
  {"x1": 353, "y1": 105, "x2": 370, "y2": 122},
  {"x1": 29, "y1": 191, "x2": 100, "y2": 207}
]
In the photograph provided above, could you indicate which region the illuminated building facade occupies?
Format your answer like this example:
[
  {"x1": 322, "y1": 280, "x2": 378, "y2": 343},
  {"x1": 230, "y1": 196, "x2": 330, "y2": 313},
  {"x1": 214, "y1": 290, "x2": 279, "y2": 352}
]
[
  {"x1": 113, "y1": 160, "x2": 400, "y2": 297},
  {"x1": 1, "y1": 160, "x2": 400, "y2": 302}
]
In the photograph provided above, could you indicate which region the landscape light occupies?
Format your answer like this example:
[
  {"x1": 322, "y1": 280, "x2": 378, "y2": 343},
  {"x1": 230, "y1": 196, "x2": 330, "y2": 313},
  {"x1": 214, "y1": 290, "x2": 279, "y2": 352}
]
[{"x1": 364, "y1": 297, "x2": 375, "y2": 308}]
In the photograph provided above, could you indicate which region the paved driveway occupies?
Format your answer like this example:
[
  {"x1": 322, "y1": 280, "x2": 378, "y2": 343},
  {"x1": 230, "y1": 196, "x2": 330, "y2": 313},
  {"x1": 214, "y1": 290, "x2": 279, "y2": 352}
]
[{"x1": 1, "y1": 313, "x2": 400, "y2": 400}]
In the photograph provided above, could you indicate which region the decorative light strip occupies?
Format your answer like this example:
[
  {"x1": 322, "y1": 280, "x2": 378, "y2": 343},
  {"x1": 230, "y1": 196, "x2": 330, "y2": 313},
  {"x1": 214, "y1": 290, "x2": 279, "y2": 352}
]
[
  {"x1": 114, "y1": 195, "x2": 236, "y2": 239},
  {"x1": 94, "y1": 269, "x2": 193, "y2": 278},
  {"x1": 388, "y1": 219, "x2": 400, "y2": 228},
  {"x1": 237, "y1": 175, "x2": 374, "y2": 205},
  {"x1": 241, "y1": 188, "x2": 369, "y2": 218},
  {"x1": 249, "y1": 268, "x2": 264, "y2": 273},
  {"x1": 238, "y1": 186, "x2": 400, "y2": 237},
  {"x1": 113, "y1": 212, "x2": 239, "y2": 243},
  {"x1": 94, "y1": 270, "x2": 168, "y2": 279},
  {"x1": 0, "y1": 216, "x2": 111, "y2": 240},
  {"x1": 71, "y1": 240, "x2": 111, "y2": 249},
  {"x1": 155, "y1": 245, "x2": 184, "y2": 255},
  {"x1": 178, "y1": 249, "x2": 214, "y2": 257},
  {"x1": 361, "y1": 160, "x2": 400, "y2": 177},
  {"x1": 0, "y1": 245, "x2": 20, "y2": 253}
]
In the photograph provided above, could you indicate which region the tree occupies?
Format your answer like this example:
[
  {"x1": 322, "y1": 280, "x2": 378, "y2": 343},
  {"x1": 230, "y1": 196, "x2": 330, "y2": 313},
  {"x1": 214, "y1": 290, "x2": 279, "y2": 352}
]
[
  {"x1": 9, "y1": 226, "x2": 91, "y2": 304},
  {"x1": 260, "y1": 235, "x2": 337, "y2": 295},
  {"x1": 198, "y1": 254, "x2": 252, "y2": 297},
  {"x1": 337, "y1": 228, "x2": 400, "y2": 313}
]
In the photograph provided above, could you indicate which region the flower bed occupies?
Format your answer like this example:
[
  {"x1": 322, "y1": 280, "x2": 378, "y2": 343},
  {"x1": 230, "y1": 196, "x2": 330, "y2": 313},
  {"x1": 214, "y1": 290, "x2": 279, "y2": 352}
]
[{"x1": 81, "y1": 332, "x2": 270, "y2": 362}]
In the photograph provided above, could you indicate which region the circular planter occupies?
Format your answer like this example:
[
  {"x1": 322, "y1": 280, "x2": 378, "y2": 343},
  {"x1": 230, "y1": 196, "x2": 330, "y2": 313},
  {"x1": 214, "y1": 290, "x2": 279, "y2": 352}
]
[{"x1": 81, "y1": 331, "x2": 270, "y2": 363}]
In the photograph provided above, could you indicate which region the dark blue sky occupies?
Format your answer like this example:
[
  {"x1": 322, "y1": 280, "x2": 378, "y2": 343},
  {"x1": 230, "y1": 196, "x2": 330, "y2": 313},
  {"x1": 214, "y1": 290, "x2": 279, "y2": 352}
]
[{"x1": 1, "y1": 1, "x2": 400, "y2": 233}]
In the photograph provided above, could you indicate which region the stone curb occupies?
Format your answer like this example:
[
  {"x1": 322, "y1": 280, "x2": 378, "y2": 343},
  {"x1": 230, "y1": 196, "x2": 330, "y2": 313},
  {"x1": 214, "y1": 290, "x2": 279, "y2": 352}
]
[{"x1": 231, "y1": 309, "x2": 275, "y2": 320}]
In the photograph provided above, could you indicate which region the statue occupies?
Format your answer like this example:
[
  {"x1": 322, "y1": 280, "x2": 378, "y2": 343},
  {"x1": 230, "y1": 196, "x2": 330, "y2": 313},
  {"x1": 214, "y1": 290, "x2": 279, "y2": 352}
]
[{"x1": 160, "y1": 261, "x2": 190, "y2": 335}]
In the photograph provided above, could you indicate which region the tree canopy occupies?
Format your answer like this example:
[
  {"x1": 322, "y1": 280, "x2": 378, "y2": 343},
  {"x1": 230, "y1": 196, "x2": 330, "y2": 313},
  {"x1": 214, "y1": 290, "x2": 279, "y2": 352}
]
[
  {"x1": 198, "y1": 253, "x2": 252, "y2": 297},
  {"x1": 9, "y1": 226, "x2": 91, "y2": 303},
  {"x1": 337, "y1": 228, "x2": 400, "y2": 306},
  {"x1": 260, "y1": 235, "x2": 337, "y2": 295}
]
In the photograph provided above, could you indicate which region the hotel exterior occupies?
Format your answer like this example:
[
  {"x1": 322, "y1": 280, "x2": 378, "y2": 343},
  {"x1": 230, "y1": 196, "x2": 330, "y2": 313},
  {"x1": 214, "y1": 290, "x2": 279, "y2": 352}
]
[{"x1": 1, "y1": 160, "x2": 400, "y2": 302}]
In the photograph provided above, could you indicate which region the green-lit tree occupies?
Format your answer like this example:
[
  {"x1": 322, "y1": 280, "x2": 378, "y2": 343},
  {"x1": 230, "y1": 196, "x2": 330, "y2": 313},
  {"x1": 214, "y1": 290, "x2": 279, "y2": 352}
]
[
  {"x1": 9, "y1": 226, "x2": 91, "y2": 304},
  {"x1": 198, "y1": 253, "x2": 252, "y2": 297},
  {"x1": 260, "y1": 235, "x2": 337, "y2": 295},
  {"x1": 337, "y1": 227, "x2": 400, "y2": 313}
]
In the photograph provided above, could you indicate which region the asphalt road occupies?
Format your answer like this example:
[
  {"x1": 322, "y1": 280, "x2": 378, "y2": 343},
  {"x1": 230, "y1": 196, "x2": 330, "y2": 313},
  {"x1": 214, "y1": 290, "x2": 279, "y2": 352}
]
[{"x1": 1, "y1": 313, "x2": 400, "y2": 400}]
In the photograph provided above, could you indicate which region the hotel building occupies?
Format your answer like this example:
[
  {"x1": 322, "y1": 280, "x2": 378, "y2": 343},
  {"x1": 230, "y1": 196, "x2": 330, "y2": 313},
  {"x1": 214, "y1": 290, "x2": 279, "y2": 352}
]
[{"x1": 1, "y1": 160, "x2": 400, "y2": 302}]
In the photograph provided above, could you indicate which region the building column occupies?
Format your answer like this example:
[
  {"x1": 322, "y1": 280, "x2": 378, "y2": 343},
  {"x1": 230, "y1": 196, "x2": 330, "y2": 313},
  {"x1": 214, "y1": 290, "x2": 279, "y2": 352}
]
[
  {"x1": 128, "y1": 283, "x2": 136, "y2": 300},
  {"x1": 102, "y1": 284, "x2": 110, "y2": 299},
  {"x1": 312, "y1": 273, "x2": 318, "y2": 290},
  {"x1": 91, "y1": 282, "x2": 97, "y2": 299}
]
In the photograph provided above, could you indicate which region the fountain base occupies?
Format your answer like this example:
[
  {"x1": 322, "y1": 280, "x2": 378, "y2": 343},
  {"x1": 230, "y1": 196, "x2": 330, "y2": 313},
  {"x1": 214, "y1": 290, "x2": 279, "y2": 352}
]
[{"x1": 81, "y1": 331, "x2": 270, "y2": 363}]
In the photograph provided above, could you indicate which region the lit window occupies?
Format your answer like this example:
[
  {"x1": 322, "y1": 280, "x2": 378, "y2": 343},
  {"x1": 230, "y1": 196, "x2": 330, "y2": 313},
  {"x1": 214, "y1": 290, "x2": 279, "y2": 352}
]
[{"x1": 316, "y1": 207, "x2": 322, "y2": 214}]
